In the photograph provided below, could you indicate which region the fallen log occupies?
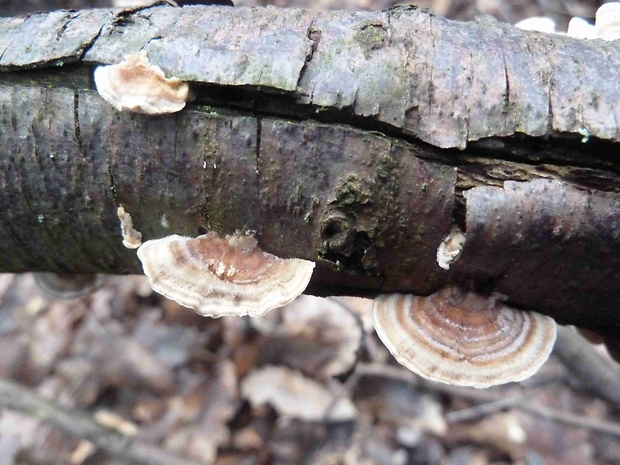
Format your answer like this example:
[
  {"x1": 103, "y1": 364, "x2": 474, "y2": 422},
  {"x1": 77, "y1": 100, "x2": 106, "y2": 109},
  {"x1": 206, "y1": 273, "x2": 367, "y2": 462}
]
[{"x1": 0, "y1": 3, "x2": 618, "y2": 336}]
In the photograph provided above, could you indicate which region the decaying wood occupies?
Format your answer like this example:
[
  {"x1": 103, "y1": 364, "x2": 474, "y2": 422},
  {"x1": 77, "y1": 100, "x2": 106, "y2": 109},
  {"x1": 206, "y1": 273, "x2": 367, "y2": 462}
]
[{"x1": 0, "y1": 4, "x2": 618, "y2": 335}]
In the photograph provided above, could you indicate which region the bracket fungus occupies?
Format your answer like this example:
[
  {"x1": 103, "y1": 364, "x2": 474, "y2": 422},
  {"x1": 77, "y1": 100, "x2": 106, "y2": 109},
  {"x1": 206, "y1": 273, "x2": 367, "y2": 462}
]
[
  {"x1": 594, "y1": 1, "x2": 620, "y2": 41},
  {"x1": 94, "y1": 51, "x2": 189, "y2": 114},
  {"x1": 372, "y1": 286, "x2": 557, "y2": 388},
  {"x1": 136, "y1": 232, "x2": 315, "y2": 317},
  {"x1": 567, "y1": 2, "x2": 620, "y2": 41},
  {"x1": 436, "y1": 226, "x2": 466, "y2": 271},
  {"x1": 117, "y1": 205, "x2": 142, "y2": 249}
]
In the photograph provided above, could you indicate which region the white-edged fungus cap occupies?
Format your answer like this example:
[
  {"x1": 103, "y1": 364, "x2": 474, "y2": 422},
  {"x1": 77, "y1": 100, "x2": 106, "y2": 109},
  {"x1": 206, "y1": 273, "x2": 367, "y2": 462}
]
[
  {"x1": 595, "y1": 2, "x2": 620, "y2": 41},
  {"x1": 515, "y1": 17, "x2": 557, "y2": 33},
  {"x1": 372, "y1": 286, "x2": 557, "y2": 388},
  {"x1": 136, "y1": 232, "x2": 315, "y2": 317},
  {"x1": 117, "y1": 205, "x2": 142, "y2": 249},
  {"x1": 566, "y1": 17, "x2": 596, "y2": 39},
  {"x1": 567, "y1": 2, "x2": 620, "y2": 41},
  {"x1": 94, "y1": 51, "x2": 189, "y2": 114},
  {"x1": 436, "y1": 226, "x2": 466, "y2": 271}
]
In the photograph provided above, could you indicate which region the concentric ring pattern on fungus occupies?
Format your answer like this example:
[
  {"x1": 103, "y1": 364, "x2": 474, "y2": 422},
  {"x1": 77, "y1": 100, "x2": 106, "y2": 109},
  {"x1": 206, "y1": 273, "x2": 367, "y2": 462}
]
[{"x1": 373, "y1": 286, "x2": 556, "y2": 388}]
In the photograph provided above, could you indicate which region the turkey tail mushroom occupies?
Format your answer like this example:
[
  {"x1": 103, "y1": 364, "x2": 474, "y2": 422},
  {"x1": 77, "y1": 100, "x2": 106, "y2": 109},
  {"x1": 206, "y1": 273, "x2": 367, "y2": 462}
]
[
  {"x1": 372, "y1": 286, "x2": 557, "y2": 388},
  {"x1": 94, "y1": 51, "x2": 189, "y2": 114},
  {"x1": 137, "y1": 231, "x2": 315, "y2": 317}
]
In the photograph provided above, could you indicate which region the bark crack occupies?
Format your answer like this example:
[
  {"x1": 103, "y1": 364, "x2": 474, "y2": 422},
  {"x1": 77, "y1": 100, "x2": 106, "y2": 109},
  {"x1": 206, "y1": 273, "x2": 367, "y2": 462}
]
[
  {"x1": 255, "y1": 117, "x2": 262, "y2": 183},
  {"x1": 54, "y1": 11, "x2": 75, "y2": 42},
  {"x1": 78, "y1": 23, "x2": 107, "y2": 61},
  {"x1": 20, "y1": 114, "x2": 57, "y2": 268},
  {"x1": 75, "y1": 8, "x2": 116, "y2": 61},
  {"x1": 73, "y1": 92, "x2": 83, "y2": 155},
  {"x1": 255, "y1": 118, "x2": 262, "y2": 234},
  {"x1": 295, "y1": 15, "x2": 321, "y2": 92},
  {"x1": 106, "y1": 150, "x2": 120, "y2": 208},
  {"x1": 428, "y1": 15, "x2": 437, "y2": 111},
  {"x1": 465, "y1": 50, "x2": 473, "y2": 142}
]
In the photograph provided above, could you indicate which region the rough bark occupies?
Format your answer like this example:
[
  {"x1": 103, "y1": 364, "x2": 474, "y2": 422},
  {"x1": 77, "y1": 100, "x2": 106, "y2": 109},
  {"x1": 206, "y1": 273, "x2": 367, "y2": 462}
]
[
  {"x1": 0, "y1": 4, "x2": 618, "y2": 336},
  {"x1": 2, "y1": 4, "x2": 620, "y2": 148}
]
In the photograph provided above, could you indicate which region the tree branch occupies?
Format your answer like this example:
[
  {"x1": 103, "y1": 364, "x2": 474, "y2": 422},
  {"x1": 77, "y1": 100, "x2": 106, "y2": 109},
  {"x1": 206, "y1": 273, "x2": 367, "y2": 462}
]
[
  {"x1": 1, "y1": 4, "x2": 619, "y2": 149},
  {"x1": 553, "y1": 326, "x2": 620, "y2": 411},
  {"x1": 0, "y1": 5, "x2": 618, "y2": 335}
]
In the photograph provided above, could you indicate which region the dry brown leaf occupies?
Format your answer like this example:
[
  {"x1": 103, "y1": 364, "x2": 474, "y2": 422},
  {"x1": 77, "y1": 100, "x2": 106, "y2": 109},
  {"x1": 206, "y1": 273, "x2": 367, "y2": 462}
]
[
  {"x1": 342, "y1": 420, "x2": 409, "y2": 465},
  {"x1": 53, "y1": 357, "x2": 103, "y2": 407},
  {"x1": 186, "y1": 361, "x2": 238, "y2": 461},
  {"x1": 443, "y1": 446, "x2": 489, "y2": 465},
  {"x1": 241, "y1": 365, "x2": 356, "y2": 422},
  {"x1": 520, "y1": 392, "x2": 595, "y2": 465},
  {"x1": 30, "y1": 301, "x2": 81, "y2": 378},
  {"x1": 162, "y1": 361, "x2": 238, "y2": 463},
  {"x1": 132, "y1": 311, "x2": 209, "y2": 369},
  {"x1": 252, "y1": 296, "x2": 362, "y2": 378},
  {"x1": 0, "y1": 334, "x2": 30, "y2": 381},
  {"x1": 354, "y1": 374, "x2": 446, "y2": 446},
  {"x1": 71, "y1": 316, "x2": 176, "y2": 393},
  {"x1": 69, "y1": 440, "x2": 95, "y2": 465},
  {"x1": 94, "y1": 410, "x2": 139, "y2": 437},
  {"x1": 0, "y1": 273, "x2": 15, "y2": 302},
  {"x1": 448, "y1": 412, "x2": 526, "y2": 459}
]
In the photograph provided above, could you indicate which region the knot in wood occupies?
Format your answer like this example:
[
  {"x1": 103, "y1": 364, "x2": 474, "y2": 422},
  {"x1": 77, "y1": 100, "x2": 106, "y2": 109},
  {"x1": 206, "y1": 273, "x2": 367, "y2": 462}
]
[{"x1": 321, "y1": 212, "x2": 355, "y2": 255}]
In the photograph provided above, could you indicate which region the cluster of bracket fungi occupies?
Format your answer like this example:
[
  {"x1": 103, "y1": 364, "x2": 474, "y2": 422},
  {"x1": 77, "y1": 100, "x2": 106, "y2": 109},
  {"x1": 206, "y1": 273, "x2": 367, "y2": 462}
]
[
  {"x1": 516, "y1": 2, "x2": 620, "y2": 40},
  {"x1": 96, "y1": 51, "x2": 559, "y2": 389}
]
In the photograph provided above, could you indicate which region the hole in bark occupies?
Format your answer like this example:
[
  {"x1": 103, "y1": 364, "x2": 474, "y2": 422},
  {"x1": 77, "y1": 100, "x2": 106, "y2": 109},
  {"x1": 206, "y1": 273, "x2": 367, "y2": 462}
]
[
  {"x1": 322, "y1": 217, "x2": 348, "y2": 239},
  {"x1": 321, "y1": 214, "x2": 355, "y2": 255}
]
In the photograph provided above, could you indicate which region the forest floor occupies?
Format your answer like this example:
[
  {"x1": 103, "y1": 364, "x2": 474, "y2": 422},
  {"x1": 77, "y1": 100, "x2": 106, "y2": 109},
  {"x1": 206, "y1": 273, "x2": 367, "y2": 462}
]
[
  {"x1": 1, "y1": 1, "x2": 619, "y2": 464},
  {"x1": 2, "y1": 271, "x2": 620, "y2": 465}
]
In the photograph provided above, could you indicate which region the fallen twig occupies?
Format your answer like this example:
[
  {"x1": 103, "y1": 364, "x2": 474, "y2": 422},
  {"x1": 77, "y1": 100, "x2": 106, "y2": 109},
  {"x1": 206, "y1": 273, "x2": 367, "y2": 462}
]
[
  {"x1": 0, "y1": 377, "x2": 206, "y2": 465},
  {"x1": 444, "y1": 388, "x2": 549, "y2": 423},
  {"x1": 553, "y1": 325, "x2": 620, "y2": 411},
  {"x1": 515, "y1": 401, "x2": 620, "y2": 438},
  {"x1": 351, "y1": 362, "x2": 620, "y2": 438}
]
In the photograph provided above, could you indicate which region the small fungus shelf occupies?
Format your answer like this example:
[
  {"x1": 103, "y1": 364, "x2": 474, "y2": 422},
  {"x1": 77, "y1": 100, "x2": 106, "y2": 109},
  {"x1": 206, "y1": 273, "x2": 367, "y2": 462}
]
[{"x1": 94, "y1": 51, "x2": 189, "y2": 114}]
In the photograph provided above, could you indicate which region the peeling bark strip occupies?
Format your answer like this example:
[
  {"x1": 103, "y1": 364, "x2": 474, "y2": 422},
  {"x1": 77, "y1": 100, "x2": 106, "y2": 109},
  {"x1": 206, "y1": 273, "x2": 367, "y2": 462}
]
[{"x1": 1, "y1": 4, "x2": 619, "y2": 148}]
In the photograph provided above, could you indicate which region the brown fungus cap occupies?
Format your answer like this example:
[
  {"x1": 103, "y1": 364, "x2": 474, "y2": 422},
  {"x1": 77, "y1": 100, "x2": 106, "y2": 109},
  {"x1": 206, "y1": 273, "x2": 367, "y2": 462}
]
[
  {"x1": 373, "y1": 286, "x2": 556, "y2": 388},
  {"x1": 94, "y1": 51, "x2": 189, "y2": 114},
  {"x1": 137, "y1": 232, "x2": 315, "y2": 317}
]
